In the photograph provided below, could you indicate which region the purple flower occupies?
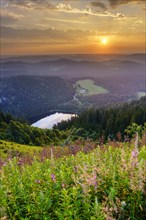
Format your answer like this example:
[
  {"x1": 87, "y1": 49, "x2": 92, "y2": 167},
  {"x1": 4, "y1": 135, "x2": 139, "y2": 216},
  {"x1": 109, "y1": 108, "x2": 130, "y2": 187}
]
[
  {"x1": 35, "y1": 180, "x2": 41, "y2": 184},
  {"x1": 17, "y1": 161, "x2": 22, "y2": 166},
  {"x1": 51, "y1": 173, "x2": 56, "y2": 181},
  {"x1": 62, "y1": 183, "x2": 65, "y2": 188},
  {"x1": 131, "y1": 150, "x2": 138, "y2": 158}
]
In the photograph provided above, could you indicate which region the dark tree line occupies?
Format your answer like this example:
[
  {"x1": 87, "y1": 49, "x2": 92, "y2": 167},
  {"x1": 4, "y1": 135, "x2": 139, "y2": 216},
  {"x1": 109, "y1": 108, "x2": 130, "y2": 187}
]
[{"x1": 54, "y1": 97, "x2": 146, "y2": 141}]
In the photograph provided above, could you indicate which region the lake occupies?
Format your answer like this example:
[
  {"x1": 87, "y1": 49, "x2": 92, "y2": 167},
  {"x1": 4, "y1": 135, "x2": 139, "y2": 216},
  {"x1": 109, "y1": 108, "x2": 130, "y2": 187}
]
[{"x1": 32, "y1": 112, "x2": 76, "y2": 129}]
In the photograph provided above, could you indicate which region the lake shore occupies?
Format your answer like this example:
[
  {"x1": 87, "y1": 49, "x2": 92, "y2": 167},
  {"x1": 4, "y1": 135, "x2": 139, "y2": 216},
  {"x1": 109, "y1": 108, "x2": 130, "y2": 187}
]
[
  {"x1": 31, "y1": 112, "x2": 77, "y2": 129},
  {"x1": 28, "y1": 110, "x2": 78, "y2": 124}
]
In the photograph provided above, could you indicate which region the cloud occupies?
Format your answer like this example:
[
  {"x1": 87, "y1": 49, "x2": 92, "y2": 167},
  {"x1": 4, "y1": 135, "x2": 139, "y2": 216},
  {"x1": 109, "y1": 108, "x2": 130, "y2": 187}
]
[
  {"x1": 0, "y1": 26, "x2": 95, "y2": 43},
  {"x1": 43, "y1": 18, "x2": 86, "y2": 24},
  {"x1": 91, "y1": 1, "x2": 107, "y2": 10},
  {"x1": 1, "y1": 11, "x2": 24, "y2": 23},
  {"x1": 108, "y1": 0, "x2": 145, "y2": 8},
  {"x1": 6, "y1": 0, "x2": 55, "y2": 9},
  {"x1": 5, "y1": 0, "x2": 146, "y2": 10},
  {"x1": 3, "y1": 1, "x2": 143, "y2": 23},
  {"x1": 55, "y1": 3, "x2": 137, "y2": 21}
]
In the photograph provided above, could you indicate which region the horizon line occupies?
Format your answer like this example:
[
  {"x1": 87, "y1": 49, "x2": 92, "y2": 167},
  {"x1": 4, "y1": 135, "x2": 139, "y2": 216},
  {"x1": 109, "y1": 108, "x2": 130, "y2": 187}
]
[{"x1": 1, "y1": 53, "x2": 146, "y2": 59}]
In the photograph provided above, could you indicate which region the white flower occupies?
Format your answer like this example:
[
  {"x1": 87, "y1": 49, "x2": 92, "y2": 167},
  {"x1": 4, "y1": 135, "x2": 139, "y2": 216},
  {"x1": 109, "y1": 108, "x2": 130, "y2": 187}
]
[{"x1": 121, "y1": 201, "x2": 126, "y2": 206}]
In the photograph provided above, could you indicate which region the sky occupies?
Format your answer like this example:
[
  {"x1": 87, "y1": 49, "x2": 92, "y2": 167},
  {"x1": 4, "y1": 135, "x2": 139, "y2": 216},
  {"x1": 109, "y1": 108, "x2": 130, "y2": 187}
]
[{"x1": 0, "y1": 0, "x2": 146, "y2": 55}]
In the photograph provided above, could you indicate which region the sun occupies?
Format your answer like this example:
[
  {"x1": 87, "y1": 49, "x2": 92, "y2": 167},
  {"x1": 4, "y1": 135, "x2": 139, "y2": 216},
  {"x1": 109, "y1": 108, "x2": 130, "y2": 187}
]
[{"x1": 101, "y1": 37, "x2": 108, "y2": 45}]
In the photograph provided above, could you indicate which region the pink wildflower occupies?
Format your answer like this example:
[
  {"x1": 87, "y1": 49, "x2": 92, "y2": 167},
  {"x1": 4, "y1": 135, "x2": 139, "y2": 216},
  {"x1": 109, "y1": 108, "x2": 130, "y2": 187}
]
[
  {"x1": 51, "y1": 173, "x2": 56, "y2": 181},
  {"x1": 131, "y1": 149, "x2": 138, "y2": 158}
]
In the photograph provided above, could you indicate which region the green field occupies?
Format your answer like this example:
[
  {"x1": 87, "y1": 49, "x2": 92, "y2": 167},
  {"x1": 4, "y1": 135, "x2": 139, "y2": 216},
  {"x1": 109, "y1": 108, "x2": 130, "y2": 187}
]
[
  {"x1": 75, "y1": 79, "x2": 108, "y2": 96},
  {"x1": 0, "y1": 140, "x2": 42, "y2": 158}
]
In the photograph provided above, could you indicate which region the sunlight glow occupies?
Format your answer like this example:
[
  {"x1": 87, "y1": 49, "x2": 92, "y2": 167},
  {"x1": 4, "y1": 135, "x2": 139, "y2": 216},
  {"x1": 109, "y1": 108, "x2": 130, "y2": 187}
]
[{"x1": 101, "y1": 37, "x2": 108, "y2": 45}]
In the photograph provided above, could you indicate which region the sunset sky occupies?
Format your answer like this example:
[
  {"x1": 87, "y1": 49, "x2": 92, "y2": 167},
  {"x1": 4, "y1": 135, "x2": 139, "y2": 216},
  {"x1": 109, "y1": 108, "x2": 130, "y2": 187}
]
[{"x1": 1, "y1": 0, "x2": 146, "y2": 55}]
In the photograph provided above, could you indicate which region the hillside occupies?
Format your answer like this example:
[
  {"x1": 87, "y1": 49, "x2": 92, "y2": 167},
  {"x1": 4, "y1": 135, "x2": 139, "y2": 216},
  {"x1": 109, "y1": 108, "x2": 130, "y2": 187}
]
[
  {"x1": 55, "y1": 97, "x2": 146, "y2": 141},
  {"x1": 0, "y1": 140, "x2": 42, "y2": 159},
  {"x1": 0, "y1": 139, "x2": 146, "y2": 219},
  {"x1": 0, "y1": 75, "x2": 74, "y2": 120},
  {"x1": 0, "y1": 97, "x2": 146, "y2": 220}
]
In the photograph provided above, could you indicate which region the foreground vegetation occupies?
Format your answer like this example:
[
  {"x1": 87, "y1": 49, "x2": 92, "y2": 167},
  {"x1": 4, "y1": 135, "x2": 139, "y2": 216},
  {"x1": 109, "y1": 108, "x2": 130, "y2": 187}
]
[
  {"x1": 0, "y1": 140, "x2": 42, "y2": 159},
  {"x1": 0, "y1": 139, "x2": 146, "y2": 219}
]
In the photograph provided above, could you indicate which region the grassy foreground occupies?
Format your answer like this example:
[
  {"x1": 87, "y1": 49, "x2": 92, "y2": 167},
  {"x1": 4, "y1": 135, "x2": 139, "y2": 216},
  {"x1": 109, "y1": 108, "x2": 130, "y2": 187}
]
[
  {"x1": 0, "y1": 140, "x2": 42, "y2": 159},
  {"x1": 0, "y1": 142, "x2": 146, "y2": 219}
]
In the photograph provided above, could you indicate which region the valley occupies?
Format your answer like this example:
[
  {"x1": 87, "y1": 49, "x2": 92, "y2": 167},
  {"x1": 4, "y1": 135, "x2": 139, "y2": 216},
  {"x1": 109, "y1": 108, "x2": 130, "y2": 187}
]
[{"x1": 0, "y1": 54, "x2": 145, "y2": 122}]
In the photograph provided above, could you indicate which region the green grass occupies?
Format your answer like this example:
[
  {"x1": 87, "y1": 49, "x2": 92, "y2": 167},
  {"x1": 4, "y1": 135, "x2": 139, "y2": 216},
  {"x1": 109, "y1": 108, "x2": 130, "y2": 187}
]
[
  {"x1": 0, "y1": 141, "x2": 145, "y2": 219},
  {"x1": 0, "y1": 140, "x2": 42, "y2": 158},
  {"x1": 75, "y1": 79, "x2": 108, "y2": 96}
]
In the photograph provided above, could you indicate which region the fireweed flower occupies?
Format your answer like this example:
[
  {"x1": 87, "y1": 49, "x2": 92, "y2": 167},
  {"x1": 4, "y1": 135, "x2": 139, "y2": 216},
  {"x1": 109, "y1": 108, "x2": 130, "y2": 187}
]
[
  {"x1": 131, "y1": 149, "x2": 139, "y2": 167},
  {"x1": 51, "y1": 173, "x2": 56, "y2": 181},
  {"x1": 35, "y1": 180, "x2": 41, "y2": 184},
  {"x1": 85, "y1": 173, "x2": 97, "y2": 187},
  {"x1": 92, "y1": 174, "x2": 97, "y2": 186},
  {"x1": 62, "y1": 183, "x2": 65, "y2": 188},
  {"x1": 131, "y1": 149, "x2": 138, "y2": 158}
]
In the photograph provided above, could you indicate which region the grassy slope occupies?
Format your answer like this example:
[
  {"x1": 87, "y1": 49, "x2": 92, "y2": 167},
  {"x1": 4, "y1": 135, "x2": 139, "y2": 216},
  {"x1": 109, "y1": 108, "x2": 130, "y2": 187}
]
[
  {"x1": 0, "y1": 141, "x2": 146, "y2": 219},
  {"x1": 0, "y1": 140, "x2": 42, "y2": 159},
  {"x1": 75, "y1": 79, "x2": 108, "y2": 96}
]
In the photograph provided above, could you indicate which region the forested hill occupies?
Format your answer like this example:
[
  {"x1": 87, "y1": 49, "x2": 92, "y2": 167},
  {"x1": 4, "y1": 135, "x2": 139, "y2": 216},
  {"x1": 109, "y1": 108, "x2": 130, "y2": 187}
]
[
  {"x1": 0, "y1": 111, "x2": 69, "y2": 146},
  {"x1": 54, "y1": 97, "x2": 146, "y2": 141},
  {"x1": 0, "y1": 97, "x2": 145, "y2": 146},
  {"x1": 0, "y1": 75, "x2": 74, "y2": 119}
]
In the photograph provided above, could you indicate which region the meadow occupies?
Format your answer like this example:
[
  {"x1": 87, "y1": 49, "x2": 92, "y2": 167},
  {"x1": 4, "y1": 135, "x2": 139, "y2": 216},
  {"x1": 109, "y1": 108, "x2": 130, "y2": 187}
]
[
  {"x1": 0, "y1": 139, "x2": 146, "y2": 220},
  {"x1": 0, "y1": 140, "x2": 42, "y2": 159},
  {"x1": 75, "y1": 79, "x2": 108, "y2": 96}
]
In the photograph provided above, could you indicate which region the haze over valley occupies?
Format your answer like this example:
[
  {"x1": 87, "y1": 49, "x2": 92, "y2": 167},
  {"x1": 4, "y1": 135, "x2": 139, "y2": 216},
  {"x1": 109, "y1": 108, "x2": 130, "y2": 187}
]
[{"x1": 0, "y1": 54, "x2": 145, "y2": 122}]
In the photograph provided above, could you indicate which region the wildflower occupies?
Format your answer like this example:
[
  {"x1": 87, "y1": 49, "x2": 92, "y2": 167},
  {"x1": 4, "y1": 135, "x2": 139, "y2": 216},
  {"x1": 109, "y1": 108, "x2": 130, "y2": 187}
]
[
  {"x1": 35, "y1": 180, "x2": 41, "y2": 184},
  {"x1": 17, "y1": 161, "x2": 22, "y2": 166},
  {"x1": 131, "y1": 149, "x2": 138, "y2": 158},
  {"x1": 103, "y1": 206, "x2": 108, "y2": 213},
  {"x1": 62, "y1": 183, "x2": 65, "y2": 188},
  {"x1": 132, "y1": 161, "x2": 138, "y2": 167},
  {"x1": 86, "y1": 173, "x2": 97, "y2": 187},
  {"x1": 121, "y1": 201, "x2": 126, "y2": 207},
  {"x1": 113, "y1": 206, "x2": 118, "y2": 213},
  {"x1": 51, "y1": 173, "x2": 56, "y2": 181},
  {"x1": 0, "y1": 216, "x2": 7, "y2": 220},
  {"x1": 109, "y1": 207, "x2": 113, "y2": 212},
  {"x1": 131, "y1": 149, "x2": 139, "y2": 167},
  {"x1": 0, "y1": 161, "x2": 3, "y2": 168}
]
